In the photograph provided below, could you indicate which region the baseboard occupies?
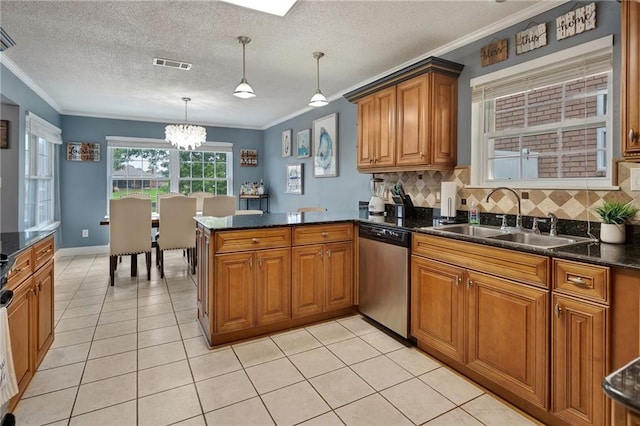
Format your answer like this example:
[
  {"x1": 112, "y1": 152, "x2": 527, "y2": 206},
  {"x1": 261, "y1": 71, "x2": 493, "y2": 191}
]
[{"x1": 56, "y1": 245, "x2": 109, "y2": 257}]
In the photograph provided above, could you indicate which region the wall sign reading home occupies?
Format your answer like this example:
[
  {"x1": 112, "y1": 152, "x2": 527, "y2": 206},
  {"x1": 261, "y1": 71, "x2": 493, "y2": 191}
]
[
  {"x1": 67, "y1": 142, "x2": 100, "y2": 161},
  {"x1": 556, "y1": 2, "x2": 596, "y2": 41}
]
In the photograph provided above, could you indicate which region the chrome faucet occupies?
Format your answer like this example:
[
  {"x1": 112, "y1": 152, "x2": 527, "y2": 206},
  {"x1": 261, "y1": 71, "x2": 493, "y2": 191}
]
[
  {"x1": 486, "y1": 187, "x2": 522, "y2": 231},
  {"x1": 547, "y1": 212, "x2": 558, "y2": 237}
]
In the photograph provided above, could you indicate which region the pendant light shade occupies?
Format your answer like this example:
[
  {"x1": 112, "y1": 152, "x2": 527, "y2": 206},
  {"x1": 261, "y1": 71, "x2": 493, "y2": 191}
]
[
  {"x1": 309, "y1": 51, "x2": 328, "y2": 107},
  {"x1": 234, "y1": 36, "x2": 256, "y2": 99},
  {"x1": 165, "y1": 97, "x2": 206, "y2": 151}
]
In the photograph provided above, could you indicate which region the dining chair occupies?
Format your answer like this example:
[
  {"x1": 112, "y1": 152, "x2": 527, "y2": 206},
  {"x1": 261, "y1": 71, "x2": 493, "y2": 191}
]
[
  {"x1": 234, "y1": 209, "x2": 264, "y2": 215},
  {"x1": 202, "y1": 195, "x2": 236, "y2": 217},
  {"x1": 109, "y1": 197, "x2": 152, "y2": 286},
  {"x1": 297, "y1": 207, "x2": 327, "y2": 213},
  {"x1": 157, "y1": 196, "x2": 197, "y2": 278},
  {"x1": 154, "y1": 193, "x2": 185, "y2": 264},
  {"x1": 188, "y1": 191, "x2": 213, "y2": 212}
]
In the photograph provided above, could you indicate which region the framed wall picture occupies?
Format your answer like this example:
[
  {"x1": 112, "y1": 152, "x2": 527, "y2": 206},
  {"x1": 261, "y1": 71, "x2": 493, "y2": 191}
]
[
  {"x1": 312, "y1": 113, "x2": 338, "y2": 177},
  {"x1": 282, "y1": 129, "x2": 292, "y2": 157},
  {"x1": 297, "y1": 129, "x2": 310, "y2": 158},
  {"x1": 0, "y1": 120, "x2": 8, "y2": 149},
  {"x1": 285, "y1": 163, "x2": 303, "y2": 194},
  {"x1": 240, "y1": 148, "x2": 258, "y2": 166},
  {"x1": 66, "y1": 142, "x2": 100, "y2": 161}
]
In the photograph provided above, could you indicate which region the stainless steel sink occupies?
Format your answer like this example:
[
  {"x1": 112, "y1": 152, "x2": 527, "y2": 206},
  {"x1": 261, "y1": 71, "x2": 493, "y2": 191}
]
[{"x1": 422, "y1": 224, "x2": 594, "y2": 249}]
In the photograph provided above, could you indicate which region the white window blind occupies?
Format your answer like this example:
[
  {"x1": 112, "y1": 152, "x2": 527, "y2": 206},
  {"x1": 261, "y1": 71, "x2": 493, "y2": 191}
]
[
  {"x1": 106, "y1": 136, "x2": 232, "y2": 152},
  {"x1": 26, "y1": 112, "x2": 62, "y2": 145}
]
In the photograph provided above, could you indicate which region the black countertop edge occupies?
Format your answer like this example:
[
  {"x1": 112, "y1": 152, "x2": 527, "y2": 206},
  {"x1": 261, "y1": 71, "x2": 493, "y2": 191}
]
[
  {"x1": 1, "y1": 230, "x2": 57, "y2": 282},
  {"x1": 194, "y1": 212, "x2": 640, "y2": 271},
  {"x1": 603, "y1": 357, "x2": 640, "y2": 415}
]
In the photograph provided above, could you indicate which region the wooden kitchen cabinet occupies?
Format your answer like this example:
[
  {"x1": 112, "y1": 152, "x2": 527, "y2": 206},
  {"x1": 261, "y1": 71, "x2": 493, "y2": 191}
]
[
  {"x1": 196, "y1": 225, "x2": 212, "y2": 340},
  {"x1": 215, "y1": 248, "x2": 291, "y2": 334},
  {"x1": 345, "y1": 56, "x2": 463, "y2": 173},
  {"x1": 622, "y1": 0, "x2": 640, "y2": 159},
  {"x1": 411, "y1": 256, "x2": 465, "y2": 363},
  {"x1": 356, "y1": 86, "x2": 396, "y2": 169},
  {"x1": 6, "y1": 234, "x2": 55, "y2": 411}
]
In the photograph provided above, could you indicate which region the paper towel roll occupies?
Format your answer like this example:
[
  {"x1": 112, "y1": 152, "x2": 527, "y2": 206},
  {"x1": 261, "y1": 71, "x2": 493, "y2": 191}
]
[{"x1": 441, "y1": 182, "x2": 457, "y2": 218}]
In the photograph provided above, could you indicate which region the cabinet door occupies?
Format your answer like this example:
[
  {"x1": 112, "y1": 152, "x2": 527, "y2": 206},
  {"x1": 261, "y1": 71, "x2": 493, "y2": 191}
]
[
  {"x1": 324, "y1": 242, "x2": 353, "y2": 312},
  {"x1": 373, "y1": 87, "x2": 397, "y2": 168},
  {"x1": 396, "y1": 74, "x2": 428, "y2": 166},
  {"x1": 467, "y1": 271, "x2": 549, "y2": 409},
  {"x1": 292, "y1": 245, "x2": 324, "y2": 318},
  {"x1": 7, "y1": 279, "x2": 33, "y2": 410},
  {"x1": 256, "y1": 248, "x2": 291, "y2": 326},
  {"x1": 622, "y1": 0, "x2": 640, "y2": 158},
  {"x1": 357, "y1": 94, "x2": 378, "y2": 169},
  {"x1": 411, "y1": 256, "x2": 465, "y2": 363},
  {"x1": 215, "y1": 252, "x2": 254, "y2": 333},
  {"x1": 34, "y1": 261, "x2": 54, "y2": 368},
  {"x1": 196, "y1": 226, "x2": 212, "y2": 338},
  {"x1": 552, "y1": 294, "x2": 607, "y2": 426},
  {"x1": 429, "y1": 72, "x2": 457, "y2": 167}
]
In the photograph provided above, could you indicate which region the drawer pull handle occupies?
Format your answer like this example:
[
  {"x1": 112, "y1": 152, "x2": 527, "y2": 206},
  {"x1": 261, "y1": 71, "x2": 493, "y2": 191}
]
[
  {"x1": 252, "y1": 238, "x2": 260, "y2": 244},
  {"x1": 629, "y1": 128, "x2": 638, "y2": 143},
  {"x1": 555, "y1": 303, "x2": 562, "y2": 318},
  {"x1": 318, "y1": 250, "x2": 323, "y2": 258},
  {"x1": 466, "y1": 279, "x2": 473, "y2": 289},
  {"x1": 322, "y1": 232, "x2": 329, "y2": 237},
  {"x1": 40, "y1": 248, "x2": 51, "y2": 255},
  {"x1": 568, "y1": 276, "x2": 587, "y2": 286}
]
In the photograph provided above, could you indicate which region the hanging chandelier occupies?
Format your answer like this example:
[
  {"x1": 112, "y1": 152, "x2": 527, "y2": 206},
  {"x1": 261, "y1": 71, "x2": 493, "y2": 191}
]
[{"x1": 165, "y1": 97, "x2": 206, "y2": 150}]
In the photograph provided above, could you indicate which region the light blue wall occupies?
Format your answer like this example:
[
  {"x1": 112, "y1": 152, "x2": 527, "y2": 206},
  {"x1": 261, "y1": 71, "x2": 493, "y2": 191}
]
[
  {"x1": 59, "y1": 115, "x2": 263, "y2": 248},
  {"x1": 1, "y1": 64, "x2": 61, "y2": 232},
  {"x1": 263, "y1": 97, "x2": 370, "y2": 213}
]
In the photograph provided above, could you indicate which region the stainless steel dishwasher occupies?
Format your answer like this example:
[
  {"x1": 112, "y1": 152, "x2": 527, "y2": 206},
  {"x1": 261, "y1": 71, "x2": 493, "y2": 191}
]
[{"x1": 358, "y1": 223, "x2": 411, "y2": 338}]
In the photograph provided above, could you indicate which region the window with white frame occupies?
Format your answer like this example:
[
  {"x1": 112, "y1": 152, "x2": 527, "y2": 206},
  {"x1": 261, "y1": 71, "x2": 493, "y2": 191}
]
[
  {"x1": 106, "y1": 137, "x2": 232, "y2": 211},
  {"x1": 470, "y1": 36, "x2": 613, "y2": 189},
  {"x1": 24, "y1": 112, "x2": 61, "y2": 231}
]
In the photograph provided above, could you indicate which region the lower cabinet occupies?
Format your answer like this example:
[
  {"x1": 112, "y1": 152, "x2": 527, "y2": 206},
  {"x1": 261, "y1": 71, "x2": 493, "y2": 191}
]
[
  {"x1": 196, "y1": 226, "x2": 212, "y2": 339},
  {"x1": 34, "y1": 260, "x2": 54, "y2": 367},
  {"x1": 215, "y1": 248, "x2": 291, "y2": 333},
  {"x1": 7, "y1": 278, "x2": 33, "y2": 408}
]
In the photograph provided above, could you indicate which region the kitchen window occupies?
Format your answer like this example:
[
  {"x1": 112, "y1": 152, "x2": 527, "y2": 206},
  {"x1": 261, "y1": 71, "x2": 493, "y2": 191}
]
[
  {"x1": 24, "y1": 112, "x2": 62, "y2": 231},
  {"x1": 470, "y1": 36, "x2": 613, "y2": 189},
  {"x1": 106, "y1": 136, "x2": 232, "y2": 211}
]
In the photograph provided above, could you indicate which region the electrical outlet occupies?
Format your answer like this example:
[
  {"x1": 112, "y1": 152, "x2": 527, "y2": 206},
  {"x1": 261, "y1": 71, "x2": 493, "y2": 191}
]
[
  {"x1": 631, "y1": 168, "x2": 640, "y2": 191},
  {"x1": 436, "y1": 191, "x2": 441, "y2": 202},
  {"x1": 82, "y1": 229, "x2": 89, "y2": 238}
]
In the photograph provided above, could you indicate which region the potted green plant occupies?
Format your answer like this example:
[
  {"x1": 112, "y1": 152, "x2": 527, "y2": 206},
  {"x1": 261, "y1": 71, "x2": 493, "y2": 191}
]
[{"x1": 592, "y1": 200, "x2": 639, "y2": 244}]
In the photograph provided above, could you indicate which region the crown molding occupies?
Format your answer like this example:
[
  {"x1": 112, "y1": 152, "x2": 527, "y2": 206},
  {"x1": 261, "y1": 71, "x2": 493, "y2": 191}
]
[{"x1": 0, "y1": 54, "x2": 62, "y2": 113}]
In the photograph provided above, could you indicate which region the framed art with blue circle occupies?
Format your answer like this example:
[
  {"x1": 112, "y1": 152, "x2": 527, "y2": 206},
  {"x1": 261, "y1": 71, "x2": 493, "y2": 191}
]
[{"x1": 312, "y1": 113, "x2": 337, "y2": 177}]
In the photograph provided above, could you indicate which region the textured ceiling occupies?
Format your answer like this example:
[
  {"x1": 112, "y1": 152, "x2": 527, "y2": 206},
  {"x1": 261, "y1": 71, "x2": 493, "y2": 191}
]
[{"x1": 0, "y1": 0, "x2": 563, "y2": 130}]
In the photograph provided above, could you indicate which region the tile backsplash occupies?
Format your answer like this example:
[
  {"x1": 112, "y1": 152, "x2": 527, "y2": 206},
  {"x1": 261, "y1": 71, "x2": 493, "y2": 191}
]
[{"x1": 379, "y1": 161, "x2": 640, "y2": 225}]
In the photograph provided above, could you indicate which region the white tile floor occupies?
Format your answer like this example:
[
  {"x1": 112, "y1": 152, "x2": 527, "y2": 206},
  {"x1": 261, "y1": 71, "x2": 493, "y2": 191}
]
[{"x1": 13, "y1": 251, "x2": 542, "y2": 426}]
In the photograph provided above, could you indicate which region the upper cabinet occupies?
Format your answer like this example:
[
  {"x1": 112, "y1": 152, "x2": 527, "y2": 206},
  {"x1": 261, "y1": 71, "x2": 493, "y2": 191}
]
[
  {"x1": 345, "y1": 57, "x2": 463, "y2": 173},
  {"x1": 622, "y1": 0, "x2": 640, "y2": 159}
]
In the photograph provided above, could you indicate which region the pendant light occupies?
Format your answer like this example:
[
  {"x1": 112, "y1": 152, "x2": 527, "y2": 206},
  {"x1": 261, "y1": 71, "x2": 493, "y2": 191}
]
[
  {"x1": 233, "y1": 36, "x2": 256, "y2": 99},
  {"x1": 165, "y1": 97, "x2": 206, "y2": 150},
  {"x1": 309, "y1": 51, "x2": 328, "y2": 107}
]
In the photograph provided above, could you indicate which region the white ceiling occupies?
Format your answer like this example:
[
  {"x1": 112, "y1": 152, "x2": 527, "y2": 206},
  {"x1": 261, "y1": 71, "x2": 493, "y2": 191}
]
[{"x1": 0, "y1": 0, "x2": 564, "y2": 130}]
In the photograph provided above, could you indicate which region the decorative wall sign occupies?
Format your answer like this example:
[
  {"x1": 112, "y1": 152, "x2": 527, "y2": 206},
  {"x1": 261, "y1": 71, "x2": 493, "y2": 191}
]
[
  {"x1": 0, "y1": 120, "x2": 8, "y2": 149},
  {"x1": 515, "y1": 23, "x2": 547, "y2": 55},
  {"x1": 285, "y1": 163, "x2": 303, "y2": 195},
  {"x1": 480, "y1": 38, "x2": 508, "y2": 67},
  {"x1": 281, "y1": 129, "x2": 292, "y2": 157},
  {"x1": 297, "y1": 129, "x2": 310, "y2": 158},
  {"x1": 556, "y1": 2, "x2": 596, "y2": 41},
  {"x1": 312, "y1": 113, "x2": 338, "y2": 178},
  {"x1": 240, "y1": 148, "x2": 258, "y2": 166},
  {"x1": 66, "y1": 142, "x2": 100, "y2": 161}
]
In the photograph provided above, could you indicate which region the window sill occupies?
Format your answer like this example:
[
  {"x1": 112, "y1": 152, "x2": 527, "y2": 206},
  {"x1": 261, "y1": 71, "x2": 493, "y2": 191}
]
[{"x1": 25, "y1": 221, "x2": 60, "y2": 233}]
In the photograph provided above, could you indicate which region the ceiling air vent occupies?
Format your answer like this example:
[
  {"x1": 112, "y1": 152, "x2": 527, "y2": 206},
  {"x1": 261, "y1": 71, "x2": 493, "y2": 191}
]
[
  {"x1": 153, "y1": 57, "x2": 192, "y2": 71},
  {"x1": 0, "y1": 28, "x2": 16, "y2": 51}
]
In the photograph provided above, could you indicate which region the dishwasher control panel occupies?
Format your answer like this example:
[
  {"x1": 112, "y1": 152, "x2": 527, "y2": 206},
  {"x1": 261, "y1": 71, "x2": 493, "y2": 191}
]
[{"x1": 359, "y1": 223, "x2": 411, "y2": 247}]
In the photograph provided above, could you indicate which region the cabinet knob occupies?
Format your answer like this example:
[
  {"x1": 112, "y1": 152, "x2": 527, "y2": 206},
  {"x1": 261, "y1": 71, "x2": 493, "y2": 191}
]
[
  {"x1": 456, "y1": 276, "x2": 461, "y2": 287},
  {"x1": 318, "y1": 250, "x2": 323, "y2": 258},
  {"x1": 252, "y1": 238, "x2": 259, "y2": 244},
  {"x1": 629, "y1": 128, "x2": 638, "y2": 144},
  {"x1": 248, "y1": 257, "x2": 253, "y2": 267},
  {"x1": 369, "y1": 159, "x2": 373, "y2": 164},
  {"x1": 258, "y1": 257, "x2": 263, "y2": 267},
  {"x1": 554, "y1": 303, "x2": 563, "y2": 318},
  {"x1": 322, "y1": 232, "x2": 329, "y2": 237},
  {"x1": 466, "y1": 279, "x2": 473, "y2": 289},
  {"x1": 420, "y1": 152, "x2": 424, "y2": 159},
  {"x1": 326, "y1": 249, "x2": 331, "y2": 258},
  {"x1": 567, "y1": 276, "x2": 587, "y2": 286}
]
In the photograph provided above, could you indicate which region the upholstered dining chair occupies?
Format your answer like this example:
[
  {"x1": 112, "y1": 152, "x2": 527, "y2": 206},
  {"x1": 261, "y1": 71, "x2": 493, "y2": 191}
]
[
  {"x1": 234, "y1": 209, "x2": 264, "y2": 215},
  {"x1": 109, "y1": 197, "x2": 152, "y2": 286},
  {"x1": 157, "y1": 196, "x2": 197, "y2": 278},
  {"x1": 188, "y1": 191, "x2": 213, "y2": 212},
  {"x1": 202, "y1": 195, "x2": 236, "y2": 217},
  {"x1": 297, "y1": 207, "x2": 327, "y2": 213}
]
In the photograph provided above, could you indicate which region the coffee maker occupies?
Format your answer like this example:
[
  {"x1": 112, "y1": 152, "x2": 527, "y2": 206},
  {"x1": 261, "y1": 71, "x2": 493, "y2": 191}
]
[{"x1": 368, "y1": 177, "x2": 385, "y2": 218}]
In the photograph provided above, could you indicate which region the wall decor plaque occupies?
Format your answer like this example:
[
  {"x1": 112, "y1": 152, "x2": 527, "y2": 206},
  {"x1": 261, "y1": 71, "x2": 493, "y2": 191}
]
[
  {"x1": 240, "y1": 148, "x2": 258, "y2": 166},
  {"x1": 480, "y1": 38, "x2": 508, "y2": 67},
  {"x1": 516, "y1": 23, "x2": 547, "y2": 55},
  {"x1": 66, "y1": 142, "x2": 100, "y2": 161},
  {"x1": 0, "y1": 120, "x2": 8, "y2": 149},
  {"x1": 556, "y1": 2, "x2": 596, "y2": 41}
]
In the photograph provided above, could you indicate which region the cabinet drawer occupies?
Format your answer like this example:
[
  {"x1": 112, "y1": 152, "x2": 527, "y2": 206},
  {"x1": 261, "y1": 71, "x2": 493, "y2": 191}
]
[
  {"x1": 412, "y1": 233, "x2": 549, "y2": 288},
  {"x1": 553, "y1": 259, "x2": 610, "y2": 304},
  {"x1": 33, "y1": 236, "x2": 54, "y2": 271},
  {"x1": 6, "y1": 249, "x2": 33, "y2": 291},
  {"x1": 292, "y1": 223, "x2": 353, "y2": 245},
  {"x1": 215, "y1": 227, "x2": 290, "y2": 253}
]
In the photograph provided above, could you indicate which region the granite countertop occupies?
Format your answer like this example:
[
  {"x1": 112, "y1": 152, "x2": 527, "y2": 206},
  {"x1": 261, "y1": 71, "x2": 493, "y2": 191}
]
[
  {"x1": 194, "y1": 211, "x2": 640, "y2": 271},
  {"x1": 603, "y1": 357, "x2": 640, "y2": 415},
  {"x1": 0, "y1": 230, "x2": 56, "y2": 282}
]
